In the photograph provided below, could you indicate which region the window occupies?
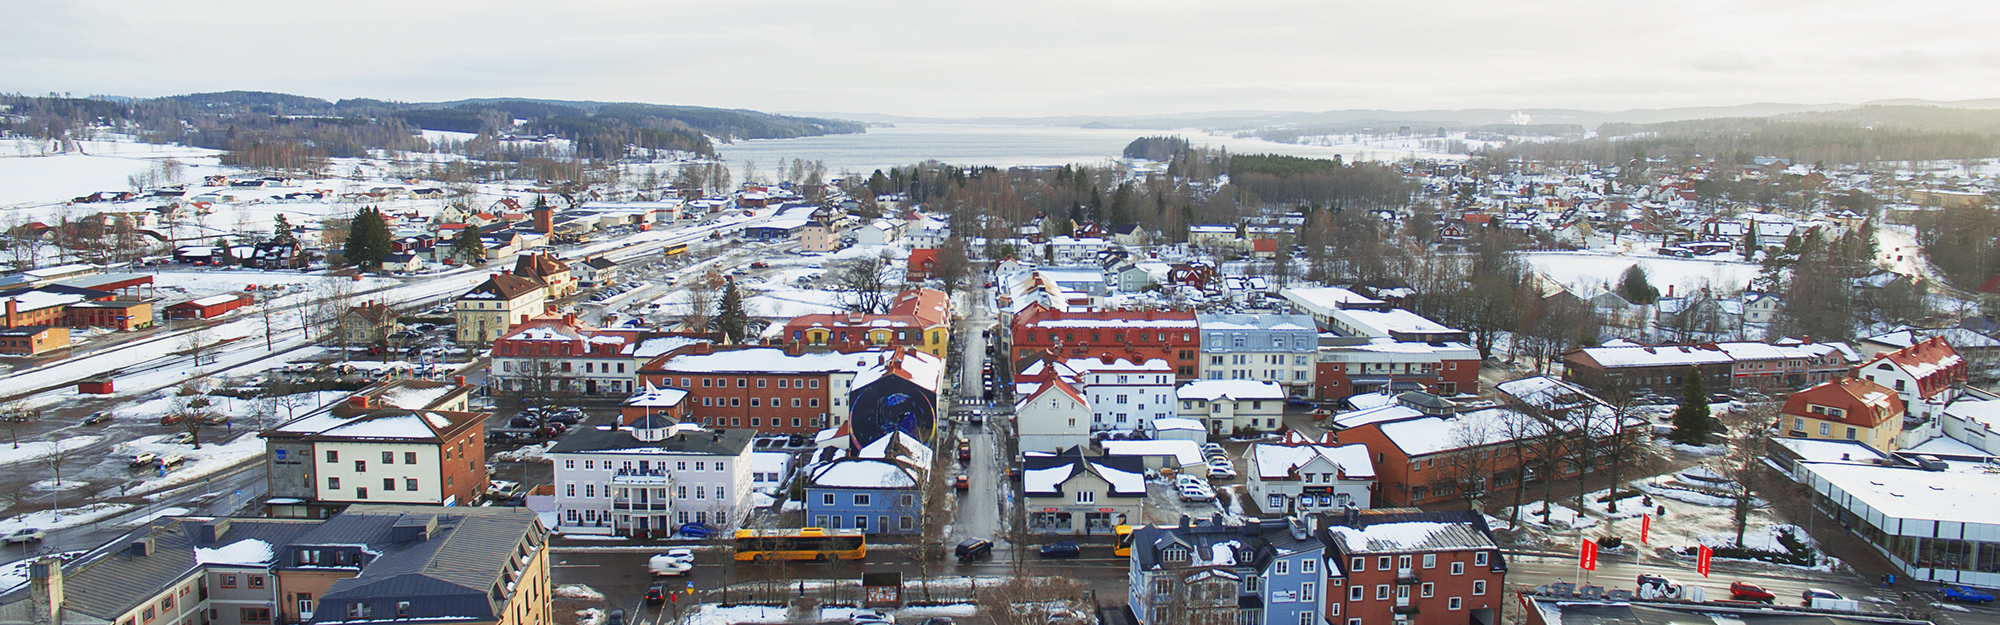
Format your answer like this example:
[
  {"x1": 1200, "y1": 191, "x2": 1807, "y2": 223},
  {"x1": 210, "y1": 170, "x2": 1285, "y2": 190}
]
[
  {"x1": 1819, "y1": 422, "x2": 1831, "y2": 436},
  {"x1": 1420, "y1": 582, "x2": 1434, "y2": 598},
  {"x1": 1076, "y1": 491, "x2": 1095, "y2": 504},
  {"x1": 383, "y1": 478, "x2": 395, "y2": 491},
  {"x1": 1377, "y1": 556, "x2": 1391, "y2": 570},
  {"x1": 1275, "y1": 560, "x2": 1289, "y2": 575},
  {"x1": 1846, "y1": 426, "x2": 1858, "y2": 440},
  {"x1": 1448, "y1": 597, "x2": 1462, "y2": 610},
  {"x1": 354, "y1": 460, "x2": 366, "y2": 473},
  {"x1": 356, "y1": 487, "x2": 368, "y2": 499},
  {"x1": 900, "y1": 516, "x2": 914, "y2": 530},
  {"x1": 406, "y1": 478, "x2": 419, "y2": 491},
  {"x1": 1451, "y1": 561, "x2": 1465, "y2": 575},
  {"x1": 297, "y1": 594, "x2": 313, "y2": 616},
  {"x1": 716, "y1": 486, "x2": 725, "y2": 499},
  {"x1": 1301, "y1": 558, "x2": 1316, "y2": 573},
  {"x1": 221, "y1": 574, "x2": 237, "y2": 588},
  {"x1": 1474, "y1": 551, "x2": 1488, "y2": 566},
  {"x1": 161, "y1": 597, "x2": 173, "y2": 612},
  {"x1": 855, "y1": 516, "x2": 868, "y2": 530},
  {"x1": 1375, "y1": 585, "x2": 1389, "y2": 600},
  {"x1": 325, "y1": 450, "x2": 338, "y2": 463},
  {"x1": 822, "y1": 493, "x2": 834, "y2": 505},
  {"x1": 1473, "y1": 580, "x2": 1487, "y2": 595},
  {"x1": 143, "y1": 608, "x2": 155, "y2": 622},
  {"x1": 241, "y1": 609, "x2": 270, "y2": 624},
  {"x1": 854, "y1": 494, "x2": 871, "y2": 506},
  {"x1": 1422, "y1": 554, "x2": 1436, "y2": 569},
  {"x1": 1398, "y1": 555, "x2": 1411, "y2": 569},
  {"x1": 328, "y1": 477, "x2": 341, "y2": 490},
  {"x1": 396, "y1": 602, "x2": 411, "y2": 617},
  {"x1": 1298, "y1": 613, "x2": 1314, "y2": 625},
  {"x1": 347, "y1": 603, "x2": 373, "y2": 619},
  {"x1": 404, "y1": 452, "x2": 417, "y2": 464},
  {"x1": 564, "y1": 459, "x2": 575, "y2": 469},
  {"x1": 1351, "y1": 557, "x2": 1364, "y2": 571},
  {"x1": 1348, "y1": 586, "x2": 1363, "y2": 601},
  {"x1": 382, "y1": 451, "x2": 394, "y2": 464},
  {"x1": 1301, "y1": 582, "x2": 1316, "y2": 601}
]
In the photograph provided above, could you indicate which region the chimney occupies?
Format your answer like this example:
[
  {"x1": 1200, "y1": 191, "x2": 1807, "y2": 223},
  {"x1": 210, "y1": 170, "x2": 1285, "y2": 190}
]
[
  {"x1": 454, "y1": 375, "x2": 466, "y2": 387},
  {"x1": 348, "y1": 395, "x2": 369, "y2": 409},
  {"x1": 1179, "y1": 514, "x2": 1191, "y2": 529},
  {"x1": 4, "y1": 299, "x2": 15, "y2": 327},
  {"x1": 199, "y1": 519, "x2": 232, "y2": 543},
  {"x1": 29, "y1": 556, "x2": 62, "y2": 625},
  {"x1": 1211, "y1": 512, "x2": 1225, "y2": 527},
  {"x1": 127, "y1": 538, "x2": 154, "y2": 557}
]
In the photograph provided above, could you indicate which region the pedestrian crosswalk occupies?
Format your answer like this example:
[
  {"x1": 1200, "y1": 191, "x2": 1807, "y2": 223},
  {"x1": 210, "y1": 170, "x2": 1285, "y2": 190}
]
[{"x1": 955, "y1": 397, "x2": 984, "y2": 407}]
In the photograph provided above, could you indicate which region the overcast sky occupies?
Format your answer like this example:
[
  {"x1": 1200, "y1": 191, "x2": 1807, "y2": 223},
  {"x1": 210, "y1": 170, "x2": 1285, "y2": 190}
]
[{"x1": 5, "y1": 0, "x2": 1997, "y2": 118}]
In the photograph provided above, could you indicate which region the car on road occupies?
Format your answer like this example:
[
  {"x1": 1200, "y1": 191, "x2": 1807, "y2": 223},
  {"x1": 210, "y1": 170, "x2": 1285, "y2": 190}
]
[
  {"x1": 1801, "y1": 588, "x2": 1847, "y2": 606},
  {"x1": 1728, "y1": 582, "x2": 1775, "y2": 603},
  {"x1": 678, "y1": 523, "x2": 714, "y2": 539},
  {"x1": 916, "y1": 619, "x2": 954, "y2": 625},
  {"x1": 650, "y1": 548, "x2": 695, "y2": 576},
  {"x1": 1038, "y1": 541, "x2": 1081, "y2": 559},
  {"x1": 4, "y1": 528, "x2": 44, "y2": 544},
  {"x1": 607, "y1": 609, "x2": 624, "y2": 625},
  {"x1": 955, "y1": 475, "x2": 969, "y2": 491},
  {"x1": 954, "y1": 538, "x2": 993, "y2": 563},
  {"x1": 1942, "y1": 585, "x2": 1995, "y2": 603},
  {"x1": 645, "y1": 583, "x2": 668, "y2": 604},
  {"x1": 82, "y1": 412, "x2": 111, "y2": 426},
  {"x1": 750, "y1": 262, "x2": 769, "y2": 269}
]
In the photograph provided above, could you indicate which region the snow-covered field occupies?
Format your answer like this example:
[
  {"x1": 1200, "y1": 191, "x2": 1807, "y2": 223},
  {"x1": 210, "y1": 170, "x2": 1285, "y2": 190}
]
[
  {"x1": 118, "y1": 433, "x2": 265, "y2": 496},
  {"x1": 0, "y1": 138, "x2": 223, "y2": 207},
  {"x1": 0, "y1": 436, "x2": 102, "y2": 467},
  {"x1": 1524, "y1": 250, "x2": 1761, "y2": 295},
  {"x1": 0, "y1": 503, "x2": 134, "y2": 534}
]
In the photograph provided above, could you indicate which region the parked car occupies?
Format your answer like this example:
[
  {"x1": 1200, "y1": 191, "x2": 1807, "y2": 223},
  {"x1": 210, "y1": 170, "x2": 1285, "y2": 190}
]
[
  {"x1": 1038, "y1": 541, "x2": 1081, "y2": 559},
  {"x1": 954, "y1": 538, "x2": 993, "y2": 563},
  {"x1": 645, "y1": 583, "x2": 668, "y2": 604},
  {"x1": 1729, "y1": 582, "x2": 1775, "y2": 603},
  {"x1": 1207, "y1": 463, "x2": 1237, "y2": 479},
  {"x1": 3, "y1": 528, "x2": 43, "y2": 544},
  {"x1": 1942, "y1": 585, "x2": 1996, "y2": 603},
  {"x1": 170, "y1": 432, "x2": 196, "y2": 445},
  {"x1": 158, "y1": 454, "x2": 186, "y2": 468},
  {"x1": 1200, "y1": 442, "x2": 1225, "y2": 456},
  {"x1": 849, "y1": 609, "x2": 894, "y2": 625},
  {"x1": 955, "y1": 475, "x2": 969, "y2": 491},
  {"x1": 81, "y1": 412, "x2": 111, "y2": 426},
  {"x1": 678, "y1": 523, "x2": 714, "y2": 539},
  {"x1": 129, "y1": 452, "x2": 157, "y2": 467},
  {"x1": 607, "y1": 609, "x2": 624, "y2": 625},
  {"x1": 1179, "y1": 485, "x2": 1216, "y2": 502}
]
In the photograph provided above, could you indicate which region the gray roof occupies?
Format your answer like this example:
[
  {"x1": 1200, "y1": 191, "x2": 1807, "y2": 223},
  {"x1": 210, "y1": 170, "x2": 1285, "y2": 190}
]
[
  {"x1": 35, "y1": 517, "x2": 323, "y2": 620},
  {"x1": 548, "y1": 425, "x2": 754, "y2": 456},
  {"x1": 312, "y1": 506, "x2": 545, "y2": 624},
  {"x1": 1128, "y1": 517, "x2": 1316, "y2": 573}
]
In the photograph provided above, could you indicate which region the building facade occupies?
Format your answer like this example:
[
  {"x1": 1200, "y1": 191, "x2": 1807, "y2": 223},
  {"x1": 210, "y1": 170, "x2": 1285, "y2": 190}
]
[
  {"x1": 1009, "y1": 304, "x2": 1201, "y2": 378},
  {"x1": 1177, "y1": 380, "x2": 1288, "y2": 436},
  {"x1": 546, "y1": 423, "x2": 756, "y2": 536},
  {"x1": 1196, "y1": 314, "x2": 1319, "y2": 397},
  {"x1": 455, "y1": 274, "x2": 546, "y2": 345}
]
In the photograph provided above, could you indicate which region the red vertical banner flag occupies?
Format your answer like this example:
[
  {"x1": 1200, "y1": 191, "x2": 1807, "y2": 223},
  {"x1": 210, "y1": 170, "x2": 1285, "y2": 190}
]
[
  {"x1": 1579, "y1": 539, "x2": 1600, "y2": 571},
  {"x1": 1641, "y1": 515, "x2": 1651, "y2": 544},
  {"x1": 1697, "y1": 545, "x2": 1714, "y2": 577}
]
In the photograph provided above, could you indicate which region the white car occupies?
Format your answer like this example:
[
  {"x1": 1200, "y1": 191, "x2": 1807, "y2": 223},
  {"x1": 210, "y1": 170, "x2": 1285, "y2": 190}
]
[
  {"x1": 649, "y1": 548, "x2": 695, "y2": 576},
  {"x1": 1175, "y1": 475, "x2": 1209, "y2": 490},
  {"x1": 1200, "y1": 442, "x2": 1225, "y2": 454},
  {"x1": 1178, "y1": 485, "x2": 1216, "y2": 502},
  {"x1": 1208, "y1": 463, "x2": 1238, "y2": 479}
]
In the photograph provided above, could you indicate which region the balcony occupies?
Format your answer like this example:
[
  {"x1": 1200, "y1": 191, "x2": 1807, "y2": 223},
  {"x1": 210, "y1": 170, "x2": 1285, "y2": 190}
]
[
  {"x1": 611, "y1": 499, "x2": 670, "y2": 511},
  {"x1": 611, "y1": 469, "x2": 671, "y2": 486},
  {"x1": 1392, "y1": 600, "x2": 1419, "y2": 615},
  {"x1": 1396, "y1": 567, "x2": 1418, "y2": 583}
]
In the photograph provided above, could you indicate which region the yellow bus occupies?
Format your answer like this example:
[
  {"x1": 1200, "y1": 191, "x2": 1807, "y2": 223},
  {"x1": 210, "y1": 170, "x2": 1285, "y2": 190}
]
[
  {"x1": 664, "y1": 242, "x2": 689, "y2": 256},
  {"x1": 1115, "y1": 525, "x2": 1135, "y2": 558},
  {"x1": 732, "y1": 527, "x2": 866, "y2": 562}
]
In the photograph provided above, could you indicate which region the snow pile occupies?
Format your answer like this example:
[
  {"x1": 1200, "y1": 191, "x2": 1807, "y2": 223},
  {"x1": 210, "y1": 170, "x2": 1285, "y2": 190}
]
[
  {"x1": 575, "y1": 609, "x2": 605, "y2": 625},
  {"x1": 1506, "y1": 502, "x2": 1599, "y2": 530},
  {"x1": 124, "y1": 433, "x2": 266, "y2": 496},
  {"x1": 0, "y1": 503, "x2": 134, "y2": 534},
  {"x1": 1578, "y1": 489, "x2": 1649, "y2": 520},
  {"x1": 493, "y1": 442, "x2": 557, "y2": 463},
  {"x1": 195, "y1": 538, "x2": 275, "y2": 566},
  {"x1": 117, "y1": 507, "x2": 192, "y2": 528},
  {"x1": 0, "y1": 436, "x2": 103, "y2": 466},
  {"x1": 554, "y1": 584, "x2": 605, "y2": 601},
  {"x1": 1669, "y1": 443, "x2": 1727, "y2": 456}
]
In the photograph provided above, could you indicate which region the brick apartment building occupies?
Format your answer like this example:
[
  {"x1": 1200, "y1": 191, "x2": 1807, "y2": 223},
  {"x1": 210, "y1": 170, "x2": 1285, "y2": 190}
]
[
  {"x1": 1315, "y1": 340, "x2": 1481, "y2": 400},
  {"x1": 1010, "y1": 303, "x2": 1201, "y2": 378},
  {"x1": 1320, "y1": 509, "x2": 1506, "y2": 625},
  {"x1": 637, "y1": 344, "x2": 869, "y2": 435}
]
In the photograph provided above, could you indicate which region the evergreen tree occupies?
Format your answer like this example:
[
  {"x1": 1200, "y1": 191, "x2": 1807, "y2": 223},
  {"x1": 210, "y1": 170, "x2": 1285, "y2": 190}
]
[
  {"x1": 1670, "y1": 367, "x2": 1715, "y2": 445},
  {"x1": 450, "y1": 226, "x2": 485, "y2": 263},
  {"x1": 1741, "y1": 221, "x2": 1757, "y2": 261},
  {"x1": 342, "y1": 206, "x2": 392, "y2": 270},
  {"x1": 269, "y1": 214, "x2": 298, "y2": 247},
  {"x1": 714, "y1": 278, "x2": 748, "y2": 344},
  {"x1": 1616, "y1": 265, "x2": 1660, "y2": 305}
]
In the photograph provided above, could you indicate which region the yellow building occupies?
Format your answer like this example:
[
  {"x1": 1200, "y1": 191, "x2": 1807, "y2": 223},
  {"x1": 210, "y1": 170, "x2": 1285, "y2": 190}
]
[
  {"x1": 455, "y1": 274, "x2": 547, "y2": 344},
  {"x1": 1781, "y1": 377, "x2": 1905, "y2": 451}
]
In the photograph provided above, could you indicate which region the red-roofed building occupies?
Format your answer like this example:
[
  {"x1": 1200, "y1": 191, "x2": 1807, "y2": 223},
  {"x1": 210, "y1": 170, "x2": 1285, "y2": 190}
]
[
  {"x1": 1779, "y1": 377, "x2": 1905, "y2": 451},
  {"x1": 1008, "y1": 303, "x2": 1200, "y2": 379},
  {"x1": 489, "y1": 313, "x2": 641, "y2": 397},
  {"x1": 1857, "y1": 336, "x2": 1965, "y2": 427},
  {"x1": 1250, "y1": 238, "x2": 1277, "y2": 259},
  {"x1": 782, "y1": 288, "x2": 952, "y2": 357},
  {"x1": 906, "y1": 248, "x2": 939, "y2": 282}
]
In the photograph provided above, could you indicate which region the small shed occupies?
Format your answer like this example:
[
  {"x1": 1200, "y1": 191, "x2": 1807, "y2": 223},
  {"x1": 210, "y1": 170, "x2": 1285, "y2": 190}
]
[
  {"x1": 861, "y1": 571, "x2": 902, "y2": 608},
  {"x1": 164, "y1": 293, "x2": 251, "y2": 320},
  {"x1": 78, "y1": 378, "x2": 114, "y2": 394}
]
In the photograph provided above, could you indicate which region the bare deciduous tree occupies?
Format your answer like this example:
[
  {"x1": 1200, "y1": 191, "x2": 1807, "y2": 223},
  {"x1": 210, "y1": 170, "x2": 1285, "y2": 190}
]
[{"x1": 833, "y1": 253, "x2": 893, "y2": 314}]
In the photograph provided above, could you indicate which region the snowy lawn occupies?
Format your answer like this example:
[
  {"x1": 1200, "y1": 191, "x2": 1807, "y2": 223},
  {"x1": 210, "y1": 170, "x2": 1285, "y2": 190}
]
[
  {"x1": 0, "y1": 436, "x2": 101, "y2": 467},
  {"x1": 0, "y1": 503, "x2": 135, "y2": 534},
  {"x1": 1504, "y1": 501, "x2": 1599, "y2": 531},
  {"x1": 120, "y1": 433, "x2": 266, "y2": 496},
  {"x1": 555, "y1": 584, "x2": 606, "y2": 601}
]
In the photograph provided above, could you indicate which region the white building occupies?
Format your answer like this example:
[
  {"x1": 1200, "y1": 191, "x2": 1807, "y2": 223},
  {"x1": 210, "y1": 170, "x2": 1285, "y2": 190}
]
[
  {"x1": 1246, "y1": 431, "x2": 1375, "y2": 514},
  {"x1": 1177, "y1": 379, "x2": 1288, "y2": 435},
  {"x1": 1196, "y1": 313, "x2": 1318, "y2": 396},
  {"x1": 1146, "y1": 417, "x2": 1208, "y2": 442},
  {"x1": 1017, "y1": 376, "x2": 1092, "y2": 453},
  {"x1": 546, "y1": 420, "x2": 756, "y2": 536},
  {"x1": 856, "y1": 219, "x2": 905, "y2": 246},
  {"x1": 1064, "y1": 356, "x2": 1176, "y2": 433}
]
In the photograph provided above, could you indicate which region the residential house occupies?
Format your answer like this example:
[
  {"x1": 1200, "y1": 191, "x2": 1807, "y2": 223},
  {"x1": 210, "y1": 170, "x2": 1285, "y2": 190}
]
[
  {"x1": 1856, "y1": 337, "x2": 1965, "y2": 441},
  {"x1": 783, "y1": 288, "x2": 952, "y2": 357},
  {"x1": 1742, "y1": 292, "x2": 1781, "y2": 324},
  {"x1": 1023, "y1": 447, "x2": 1145, "y2": 535},
  {"x1": 261, "y1": 386, "x2": 488, "y2": 518},
  {"x1": 1187, "y1": 224, "x2": 1241, "y2": 249},
  {"x1": 488, "y1": 313, "x2": 640, "y2": 398},
  {"x1": 855, "y1": 219, "x2": 904, "y2": 246},
  {"x1": 1038, "y1": 356, "x2": 1177, "y2": 433},
  {"x1": 1127, "y1": 516, "x2": 1326, "y2": 625},
  {"x1": 1196, "y1": 313, "x2": 1319, "y2": 397},
  {"x1": 1111, "y1": 223, "x2": 1147, "y2": 246},
  {"x1": 576, "y1": 256, "x2": 620, "y2": 287},
  {"x1": 1247, "y1": 432, "x2": 1375, "y2": 514},
  {"x1": 906, "y1": 249, "x2": 939, "y2": 282},
  {"x1": 1778, "y1": 377, "x2": 1906, "y2": 451},
  {"x1": 336, "y1": 301, "x2": 403, "y2": 347},
  {"x1": 546, "y1": 422, "x2": 755, "y2": 536},
  {"x1": 1178, "y1": 380, "x2": 1287, "y2": 436},
  {"x1": 1319, "y1": 509, "x2": 1507, "y2": 625},
  {"x1": 1017, "y1": 376, "x2": 1092, "y2": 453},
  {"x1": 378, "y1": 253, "x2": 423, "y2": 273},
  {"x1": 513, "y1": 253, "x2": 575, "y2": 299},
  {"x1": 803, "y1": 432, "x2": 933, "y2": 534},
  {"x1": 454, "y1": 274, "x2": 546, "y2": 345},
  {"x1": 800, "y1": 221, "x2": 840, "y2": 253}
]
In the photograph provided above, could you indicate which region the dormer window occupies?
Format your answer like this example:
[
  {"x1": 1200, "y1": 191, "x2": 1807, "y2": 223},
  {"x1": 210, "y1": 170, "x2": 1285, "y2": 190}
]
[{"x1": 1164, "y1": 546, "x2": 1190, "y2": 563}]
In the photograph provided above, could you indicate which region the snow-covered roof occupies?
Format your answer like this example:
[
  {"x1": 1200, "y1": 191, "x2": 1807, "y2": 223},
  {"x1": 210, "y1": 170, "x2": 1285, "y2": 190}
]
[
  {"x1": 376, "y1": 385, "x2": 456, "y2": 411},
  {"x1": 1802, "y1": 461, "x2": 2000, "y2": 528},
  {"x1": 1373, "y1": 408, "x2": 1549, "y2": 457},
  {"x1": 1332, "y1": 404, "x2": 1424, "y2": 430},
  {"x1": 622, "y1": 386, "x2": 689, "y2": 408},
  {"x1": 1326, "y1": 521, "x2": 1494, "y2": 553},
  {"x1": 1335, "y1": 308, "x2": 1461, "y2": 337},
  {"x1": 1151, "y1": 417, "x2": 1206, "y2": 432},
  {"x1": 189, "y1": 293, "x2": 244, "y2": 307},
  {"x1": 194, "y1": 538, "x2": 275, "y2": 566},
  {"x1": 1101, "y1": 439, "x2": 1204, "y2": 467},
  {"x1": 808, "y1": 460, "x2": 916, "y2": 489},
  {"x1": 1279, "y1": 287, "x2": 1384, "y2": 316},
  {"x1": 1030, "y1": 318, "x2": 1198, "y2": 329},
  {"x1": 1197, "y1": 313, "x2": 1317, "y2": 332},
  {"x1": 1178, "y1": 380, "x2": 1285, "y2": 402},
  {"x1": 649, "y1": 348, "x2": 872, "y2": 374},
  {"x1": 1251, "y1": 443, "x2": 1374, "y2": 480}
]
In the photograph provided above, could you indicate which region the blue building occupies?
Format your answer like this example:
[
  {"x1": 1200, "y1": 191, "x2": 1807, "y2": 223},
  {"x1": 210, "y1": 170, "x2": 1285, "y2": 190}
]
[
  {"x1": 803, "y1": 432, "x2": 932, "y2": 534},
  {"x1": 1127, "y1": 516, "x2": 1328, "y2": 625}
]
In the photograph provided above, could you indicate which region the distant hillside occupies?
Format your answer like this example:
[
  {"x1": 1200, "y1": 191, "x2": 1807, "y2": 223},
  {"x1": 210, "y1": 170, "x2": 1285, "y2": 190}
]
[
  {"x1": 166, "y1": 91, "x2": 335, "y2": 112},
  {"x1": 162, "y1": 92, "x2": 867, "y2": 143}
]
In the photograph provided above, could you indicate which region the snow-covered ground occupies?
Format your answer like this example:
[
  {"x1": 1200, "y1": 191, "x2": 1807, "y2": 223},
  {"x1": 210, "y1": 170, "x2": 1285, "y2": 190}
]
[
  {"x1": 118, "y1": 433, "x2": 265, "y2": 496},
  {"x1": 0, "y1": 436, "x2": 101, "y2": 467},
  {"x1": 0, "y1": 503, "x2": 134, "y2": 534},
  {"x1": 1523, "y1": 250, "x2": 1761, "y2": 295}
]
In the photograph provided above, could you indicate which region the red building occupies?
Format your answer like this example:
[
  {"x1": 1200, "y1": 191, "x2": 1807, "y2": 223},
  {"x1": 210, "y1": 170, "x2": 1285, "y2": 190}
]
[
  {"x1": 1008, "y1": 303, "x2": 1200, "y2": 378},
  {"x1": 782, "y1": 288, "x2": 951, "y2": 357},
  {"x1": 637, "y1": 344, "x2": 874, "y2": 435},
  {"x1": 1321, "y1": 509, "x2": 1506, "y2": 625},
  {"x1": 164, "y1": 293, "x2": 252, "y2": 319},
  {"x1": 489, "y1": 313, "x2": 641, "y2": 397},
  {"x1": 906, "y1": 249, "x2": 939, "y2": 282}
]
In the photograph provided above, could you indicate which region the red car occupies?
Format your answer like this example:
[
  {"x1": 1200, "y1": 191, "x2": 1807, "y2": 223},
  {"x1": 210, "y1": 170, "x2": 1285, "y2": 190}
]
[
  {"x1": 1730, "y1": 582, "x2": 1776, "y2": 603},
  {"x1": 955, "y1": 475, "x2": 969, "y2": 491}
]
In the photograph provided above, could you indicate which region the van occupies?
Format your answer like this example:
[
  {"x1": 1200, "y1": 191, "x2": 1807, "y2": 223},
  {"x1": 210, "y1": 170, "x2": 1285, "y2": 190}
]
[{"x1": 954, "y1": 538, "x2": 993, "y2": 563}]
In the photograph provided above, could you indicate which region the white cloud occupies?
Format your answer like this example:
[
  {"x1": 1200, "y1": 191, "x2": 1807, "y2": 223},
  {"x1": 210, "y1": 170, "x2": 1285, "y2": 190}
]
[{"x1": 2, "y1": 0, "x2": 1996, "y2": 117}]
